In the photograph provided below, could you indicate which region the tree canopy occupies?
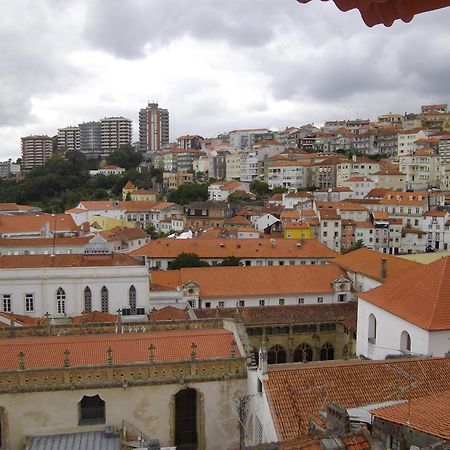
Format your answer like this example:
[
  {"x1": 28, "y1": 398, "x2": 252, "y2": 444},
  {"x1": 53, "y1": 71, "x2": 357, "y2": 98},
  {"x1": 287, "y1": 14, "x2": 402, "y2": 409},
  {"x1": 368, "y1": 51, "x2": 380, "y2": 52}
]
[
  {"x1": 167, "y1": 183, "x2": 209, "y2": 205},
  {"x1": 106, "y1": 144, "x2": 143, "y2": 170},
  {"x1": 167, "y1": 252, "x2": 210, "y2": 270}
]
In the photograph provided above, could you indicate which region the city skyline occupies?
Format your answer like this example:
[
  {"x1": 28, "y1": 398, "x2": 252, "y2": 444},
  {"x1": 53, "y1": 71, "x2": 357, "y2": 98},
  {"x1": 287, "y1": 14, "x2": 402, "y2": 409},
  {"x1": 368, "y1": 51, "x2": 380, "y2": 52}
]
[{"x1": 1, "y1": 0, "x2": 449, "y2": 161}]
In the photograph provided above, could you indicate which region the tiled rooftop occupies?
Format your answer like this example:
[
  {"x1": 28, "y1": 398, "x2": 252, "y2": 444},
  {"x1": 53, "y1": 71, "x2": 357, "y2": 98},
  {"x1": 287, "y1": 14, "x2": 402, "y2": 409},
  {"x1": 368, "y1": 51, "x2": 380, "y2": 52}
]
[
  {"x1": 264, "y1": 358, "x2": 450, "y2": 440},
  {"x1": 332, "y1": 248, "x2": 420, "y2": 283},
  {"x1": 0, "y1": 328, "x2": 236, "y2": 370},
  {"x1": 132, "y1": 237, "x2": 338, "y2": 259},
  {"x1": 371, "y1": 390, "x2": 450, "y2": 440},
  {"x1": 151, "y1": 265, "x2": 348, "y2": 298},
  {"x1": 359, "y1": 256, "x2": 450, "y2": 330}
]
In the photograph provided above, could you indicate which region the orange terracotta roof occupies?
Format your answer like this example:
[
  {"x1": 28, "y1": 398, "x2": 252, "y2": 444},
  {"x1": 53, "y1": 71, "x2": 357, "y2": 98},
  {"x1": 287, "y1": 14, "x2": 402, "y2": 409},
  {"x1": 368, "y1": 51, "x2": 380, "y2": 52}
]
[
  {"x1": 0, "y1": 253, "x2": 142, "y2": 269},
  {"x1": 366, "y1": 188, "x2": 390, "y2": 198},
  {"x1": 265, "y1": 358, "x2": 450, "y2": 440},
  {"x1": 0, "y1": 236, "x2": 91, "y2": 247},
  {"x1": 0, "y1": 328, "x2": 236, "y2": 370},
  {"x1": 332, "y1": 248, "x2": 420, "y2": 283},
  {"x1": 132, "y1": 237, "x2": 338, "y2": 259},
  {"x1": 0, "y1": 203, "x2": 35, "y2": 211},
  {"x1": 371, "y1": 390, "x2": 450, "y2": 440},
  {"x1": 0, "y1": 312, "x2": 43, "y2": 326},
  {"x1": 280, "y1": 211, "x2": 301, "y2": 220},
  {"x1": 148, "y1": 306, "x2": 189, "y2": 321},
  {"x1": 225, "y1": 215, "x2": 251, "y2": 226},
  {"x1": 123, "y1": 180, "x2": 135, "y2": 189},
  {"x1": 109, "y1": 226, "x2": 149, "y2": 240},
  {"x1": 72, "y1": 311, "x2": 117, "y2": 324},
  {"x1": 284, "y1": 221, "x2": 310, "y2": 230},
  {"x1": 78, "y1": 201, "x2": 122, "y2": 210},
  {"x1": 359, "y1": 256, "x2": 450, "y2": 330},
  {"x1": 380, "y1": 191, "x2": 428, "y2": 205},
  {"x1": 151, "y1": 265, "x2": 348, "y2": 298},
  {"x1": 423, "y1": 210, "x2": 448, "y2": 217},
  {"x1": 0, "y1": 213, "x2": 78, "y2": 234},
  {"x1": 372, "y1": 211, "x2": 389, "y2": 220}
]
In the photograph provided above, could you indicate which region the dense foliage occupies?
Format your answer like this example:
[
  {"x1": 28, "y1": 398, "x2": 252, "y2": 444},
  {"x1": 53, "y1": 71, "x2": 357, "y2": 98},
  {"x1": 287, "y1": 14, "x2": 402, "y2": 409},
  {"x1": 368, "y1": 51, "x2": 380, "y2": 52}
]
[
  {"x1": 0, "y1": 147, "x2": 162, "y2": 212},
  {"x1": 167, "y1": 252, "x2": 210, "y2": 270},
  {"x1": 167, "y1": 183, "x2": 209, "y2": 205}
]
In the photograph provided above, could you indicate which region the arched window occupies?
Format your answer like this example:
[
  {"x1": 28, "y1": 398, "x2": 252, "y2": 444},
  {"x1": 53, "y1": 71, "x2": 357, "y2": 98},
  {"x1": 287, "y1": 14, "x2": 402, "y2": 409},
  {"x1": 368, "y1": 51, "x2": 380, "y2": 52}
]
[
  {"x1": 56, "y1": 287, "x2": 66, "y2": 314},
  {"x1": 320, "y1": 343, "x2": 334, "y2": 361},
  {"x1": 400, "y1": 330, "x2": 411, "y2": 353},
  {"x1": 129, "y1": 285, "x2": 136, "y2": 313},
  {"x1": 368, "y1": 313, "x2": 377, "y2": 344},
  {"x1": 79, "y1": 395, "x2": 105, "y2": 425},
  {"x1": 294, "y1": 343, "x2": 313, "y2": 362},
  {"x1": 84, "y1": 287, "x2": 92, "y2": 312},
  {"x1": 267, "y1": 345, "x2": 286, "y2": 364},
  {"x1": 101, "y1": 286, "x2": 109, "y2": 313}
]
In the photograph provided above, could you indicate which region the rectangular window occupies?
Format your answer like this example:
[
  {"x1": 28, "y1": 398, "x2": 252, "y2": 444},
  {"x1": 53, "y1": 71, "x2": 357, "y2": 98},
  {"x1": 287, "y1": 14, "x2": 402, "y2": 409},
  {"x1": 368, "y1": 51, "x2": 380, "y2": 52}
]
[
  {"x1": 267, "y1": 261, "x2": 273, "y2": 266},
  {"x1": 25, "y1": 293, "x2": 34, "y2": 312},
  {"x1": 338, "y1": 294, "x2": 346, "y2": 302},
  {"x1": 218, "y1": 301, "x2": 224, "y2": 307},
  {"x1": 298, "y1": 298, "x2": 304, "y2": 304},
  {"x1": 259, "y1": 300, "x2": 265, "y2": 306},
  {"x1": 205, "y1": 302, "x2": 211, "y2": 308},
  {"x1": 239, "y1": 300, "x2": 245, "y2": 307},
  {"x1": 289, "y1": 260, "x2": 295, "y2": 265},
  {"x1": 317, "y1": 297, "x2": 324, "y2": 303},
  {"x1": 279, "y1": 298, "x2": 285, "y2": 305},
  {"x1": 57, "y1": 300, "x2": 65, "y2": 314},
  {"x1": 2, "y1": 294, "x2": 11, "y2": 312}
]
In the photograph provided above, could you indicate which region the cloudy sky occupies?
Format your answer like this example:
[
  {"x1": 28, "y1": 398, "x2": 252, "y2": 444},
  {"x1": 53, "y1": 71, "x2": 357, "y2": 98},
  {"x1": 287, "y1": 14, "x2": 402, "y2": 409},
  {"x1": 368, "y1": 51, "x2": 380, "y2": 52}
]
[{"x1": 1, "y1": 0, "x2": 449, "y2": 161}]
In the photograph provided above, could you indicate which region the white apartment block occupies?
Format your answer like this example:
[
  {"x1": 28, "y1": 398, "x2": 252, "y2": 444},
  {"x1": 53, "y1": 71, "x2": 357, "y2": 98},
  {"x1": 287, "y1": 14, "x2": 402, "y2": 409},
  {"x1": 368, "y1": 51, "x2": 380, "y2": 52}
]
[
  {"x1": 399, "y1": 149, "x2": 440, "y2": 190},
  {"x1": 267, "y1": 161, "x2": 309, "y2": 190},
  {"x1": 57, "y1": 126, "x2": 80, "y2": 152},
  {"x1": 397, "y1": 129, "x2": 427, "y2": 158},
  {"x1": 100, "y1": 116, "x2": 132, "y2": 157},
  {"x1": 21, "y1": 135, "x2": 53, "y2": 171},
  {"x1": 225, "y1": 152, "x2": 241, "y2": 180}
]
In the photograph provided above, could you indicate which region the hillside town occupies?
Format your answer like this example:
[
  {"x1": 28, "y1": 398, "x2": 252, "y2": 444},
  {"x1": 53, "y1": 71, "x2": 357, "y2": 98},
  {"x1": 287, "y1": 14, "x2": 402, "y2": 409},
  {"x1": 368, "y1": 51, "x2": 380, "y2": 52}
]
[{"x1": 0, "y1": 98, "x2": 449, "y2": 449}]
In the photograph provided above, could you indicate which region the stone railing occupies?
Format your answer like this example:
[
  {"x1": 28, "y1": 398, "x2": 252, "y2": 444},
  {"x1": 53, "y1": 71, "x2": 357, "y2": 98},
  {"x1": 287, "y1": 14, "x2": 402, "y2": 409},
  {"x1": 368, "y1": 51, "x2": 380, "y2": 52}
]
[{"x1": 0, "y1": 356, "x2": 247, "y2": 394}]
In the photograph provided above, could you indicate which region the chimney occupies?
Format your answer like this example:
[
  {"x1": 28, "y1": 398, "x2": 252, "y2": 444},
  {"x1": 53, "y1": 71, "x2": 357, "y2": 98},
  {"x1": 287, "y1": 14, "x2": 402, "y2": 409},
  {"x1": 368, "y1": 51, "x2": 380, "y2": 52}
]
[{"x1": 381, "y1": 258, "x2": 387, "y2": 280}]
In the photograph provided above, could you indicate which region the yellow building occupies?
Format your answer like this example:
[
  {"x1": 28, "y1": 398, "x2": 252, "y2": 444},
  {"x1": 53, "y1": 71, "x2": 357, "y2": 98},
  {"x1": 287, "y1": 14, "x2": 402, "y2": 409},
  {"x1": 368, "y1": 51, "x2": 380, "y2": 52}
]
[
  {"x1": 89, "y1": 215, "x2": 135, "y2": 231},
  {"x1": 122, "y1": 180, "x2": 158, "y2": 201},
  {"x1": 283, "y1": 221, "x2": 312, "y2": 239}
]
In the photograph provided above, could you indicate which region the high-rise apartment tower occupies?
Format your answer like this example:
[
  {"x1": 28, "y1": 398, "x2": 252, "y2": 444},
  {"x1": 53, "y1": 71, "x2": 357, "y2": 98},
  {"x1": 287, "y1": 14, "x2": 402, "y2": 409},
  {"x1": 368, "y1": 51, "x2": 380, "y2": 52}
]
[
  {"x1": 139, "y1": 102, "x2": 169, "y2": 152},
  {"x1": 100, "y1": 116, "x2": 132, "y2": 157},
  {"x1": 21, "y1": 135, "x2": 53, "y2": 171}
]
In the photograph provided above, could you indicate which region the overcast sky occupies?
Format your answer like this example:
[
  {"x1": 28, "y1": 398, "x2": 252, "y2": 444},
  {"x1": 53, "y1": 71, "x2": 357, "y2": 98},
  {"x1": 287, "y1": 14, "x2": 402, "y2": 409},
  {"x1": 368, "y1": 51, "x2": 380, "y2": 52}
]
[{"x1": 1, "y1": 0, "x2": 449, "y2": 161}]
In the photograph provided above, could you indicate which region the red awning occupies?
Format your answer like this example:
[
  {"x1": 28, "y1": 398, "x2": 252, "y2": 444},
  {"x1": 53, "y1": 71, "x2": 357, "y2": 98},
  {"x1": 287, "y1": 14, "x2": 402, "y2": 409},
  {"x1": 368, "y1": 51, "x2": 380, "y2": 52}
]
[{"x1": 297, "y1": 0, "x2": 450, "y2": 26}]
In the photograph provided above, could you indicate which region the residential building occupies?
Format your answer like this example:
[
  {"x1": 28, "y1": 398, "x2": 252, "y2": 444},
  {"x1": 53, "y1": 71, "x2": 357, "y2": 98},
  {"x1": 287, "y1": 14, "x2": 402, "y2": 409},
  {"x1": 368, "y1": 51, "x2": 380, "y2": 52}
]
[
  {"x1": 21, "y1": 135, "x2": 53, "y2": 171},
  {"x1": 397, "y1": 129, "x2": 428, "y2": 158},
  {"x1": 228, "y1": 128, "x2": 271, "y2": 149},
  {"x1": 340, "y1": 177, "x2": 376, "y2": 198},
  {"x1": 138, "y1": 102, "x2": 169, "y2": 153},
  {"x1": 95, "y1": 165, "x2": 125, "y2": 176},
  {"x1": 133, "y1": 237, "x2": 338, "y2": 270},
  {"x1": 0, "y1": 160, "x2": 20, "y2": 178},
  {"x1": 122, "y1": 181, "x2": 158, "y2": 201},
  {"x1": 162, "y1": 170, "x2": 194, "y2": 189},
  {"x1": 57, "y1": 126, "x2": 80, "y2": 152},
  {"x1": 371, "y1": 165, "x2": 406, "y2": 190},
  {"x1": 357, "y1": 256, "x2": 450, "y2": 359},
  {"x1": 378, "y1": 191, "x2": 429, "y2": 227},
  {"x1": 79, "y1": 121, "x2": 102, "y2": 159},
  {"x1": 336, "y1": 156, "x2": 380, "y2": 185},
  {"x1": 267, "y1": 160, "x2": 310, "y2": 190},
  {"x1": 225, "y1": 151, "x2": 241, "y2": 179},
  {"x1": 183, "y1": 201, "x2": 233, "y2": 228},
  {"x1": 422, "y1": 210, "x2": 449, "y2": 251},
  {"x1": 100, "y1": 116, "x2": 132, "y2": 157},
  {"x1": 176, "y1": 134, "x2": 203, "y2": 149},
  {"x1": 208, "y1": 180, "x2": 248, "y2": 201},
  {"x1": 399, "y1": 148, "x2": 440, "y2": 190},
  {"x1": 150, "y1": 265, "x2": 353, "y2": 309}
]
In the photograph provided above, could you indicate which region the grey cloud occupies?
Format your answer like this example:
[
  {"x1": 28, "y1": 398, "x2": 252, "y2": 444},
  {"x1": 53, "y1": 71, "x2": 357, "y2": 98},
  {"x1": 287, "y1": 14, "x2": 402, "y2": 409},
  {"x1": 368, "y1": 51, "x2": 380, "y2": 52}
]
[
  {"x1": 83, "y1": 0, "x2": 301, "y2": 58},
  {"x1": 0, "y1": 1, "x2": 85, "y2": 127}
]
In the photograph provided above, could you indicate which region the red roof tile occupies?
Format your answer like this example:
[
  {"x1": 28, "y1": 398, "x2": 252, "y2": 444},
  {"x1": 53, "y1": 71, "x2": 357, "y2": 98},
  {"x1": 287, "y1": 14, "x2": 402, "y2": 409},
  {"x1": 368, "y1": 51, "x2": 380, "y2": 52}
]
[
  {"x1": 359, "y1": 256, "x2": 450, "y2": 330},
  {"x1": 371, "y1": 390, "x2": 450, "y2": 440},
  {"x1": 265, "y1": 358, "x2": 450, "y2": 440},
  {"x1": 0, "y1": 328, "x2": 236, "y2": 369}
]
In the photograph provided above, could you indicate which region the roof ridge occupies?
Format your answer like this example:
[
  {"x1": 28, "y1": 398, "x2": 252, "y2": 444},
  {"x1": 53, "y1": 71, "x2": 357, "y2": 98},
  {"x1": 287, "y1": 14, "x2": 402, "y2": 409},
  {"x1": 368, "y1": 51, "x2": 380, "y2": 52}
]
[{"x1": 428, "y1": 257, "x2": 449, "y2": 329}]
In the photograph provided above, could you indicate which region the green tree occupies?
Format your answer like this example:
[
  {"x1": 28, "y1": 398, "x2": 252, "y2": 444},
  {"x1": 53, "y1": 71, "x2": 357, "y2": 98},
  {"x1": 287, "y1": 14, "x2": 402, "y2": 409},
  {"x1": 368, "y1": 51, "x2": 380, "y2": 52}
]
[
  {"x1": 271, "y1": 186, "x2": 288, "y2": 195},
  {"x1": 167, "y1": 183, "x2": 208, "y2": 205},
  {"x1": 144, "y1": 224, "x2": 158, "y2": 240},
  {"x1": 106, "y1": 144, "x2": 143, "y2": 170},
  {"x1": 250, "y1": 180, "x2": 270, "y2": 198},
  {"x1": 344, "y1": 239, "x2": 365, "y2": 253},
  {"x1": 168, "y1": 253, "x2": 210, "y2": 270},
  {"x1": 218, "y1": 256, "x2": 241, "y2": 266}
]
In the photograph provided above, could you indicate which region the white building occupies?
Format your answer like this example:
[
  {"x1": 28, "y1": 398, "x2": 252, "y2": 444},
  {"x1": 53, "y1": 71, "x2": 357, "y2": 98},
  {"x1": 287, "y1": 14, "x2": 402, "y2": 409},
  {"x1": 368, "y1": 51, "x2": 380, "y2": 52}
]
[
  {"x1": 340, "y1": 177, "x2": 376, "y2": 199},
  {"x1": 57, "y1": 126, "x2": 80, "y2": 152},
  {"x1": 267, "y1": 161, "x2": 310, "y2": 190},
  {"x1": 208, "y1": 180, "x2": 249, "y2": 201},
  {"x1": 357, "y1": 256, "x2": 450, "y2": 359},
  {"x1": 399, "y1": 148, "x2": 440, "y2": 190},
  {"x1": 0, "y1": 253, "x2": 149, "y2": 318},
  {"x1": 100, "y1": 116, "x2": 132, "y2": 157}
]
